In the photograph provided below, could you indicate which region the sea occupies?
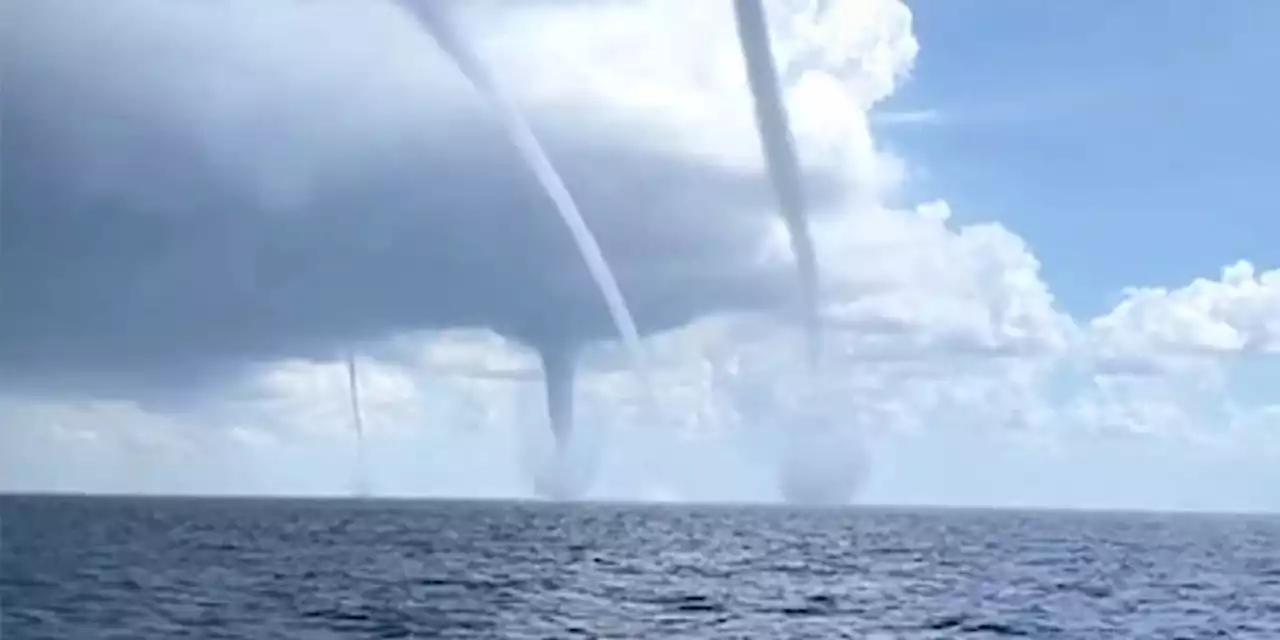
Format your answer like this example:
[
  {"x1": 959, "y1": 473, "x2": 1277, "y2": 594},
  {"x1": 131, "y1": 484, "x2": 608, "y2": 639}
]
[{"x1": 1, "y1": 495, "x2": 1277, "y2": 639}]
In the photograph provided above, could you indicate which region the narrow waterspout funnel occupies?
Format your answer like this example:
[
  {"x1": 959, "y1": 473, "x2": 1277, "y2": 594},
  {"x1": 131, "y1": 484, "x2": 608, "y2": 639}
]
[{"x1": 537, "y1": 340, "x2": 579, "y2": 450}]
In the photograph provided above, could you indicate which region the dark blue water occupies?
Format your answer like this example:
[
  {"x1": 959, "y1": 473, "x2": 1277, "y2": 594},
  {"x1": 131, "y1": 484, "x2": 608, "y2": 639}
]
[{"x1": 2, "y1": 496, "x2": 1278, "y2": 639}]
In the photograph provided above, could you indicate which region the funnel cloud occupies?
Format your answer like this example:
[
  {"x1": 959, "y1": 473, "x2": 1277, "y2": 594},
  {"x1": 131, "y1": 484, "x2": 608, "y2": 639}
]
[
  {"x1": 1, "y1": 0, "x2": 851, "y2": 400},
  {"x1": 732, "y1": 0, "x2": 821, "y2": 368}
]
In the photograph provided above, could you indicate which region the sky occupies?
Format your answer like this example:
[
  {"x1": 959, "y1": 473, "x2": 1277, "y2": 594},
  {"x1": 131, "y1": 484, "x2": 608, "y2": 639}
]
[{"x1": 2, "y1": 0, "x2": 1278, "y2": 512}]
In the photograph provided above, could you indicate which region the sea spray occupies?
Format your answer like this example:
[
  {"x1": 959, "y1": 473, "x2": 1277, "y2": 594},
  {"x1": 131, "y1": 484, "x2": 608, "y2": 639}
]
[
  {"x1": 714, "y1": 329, "x2": 868, "y2": 505},
  {"x1": 774, "y1": 374, "x2": 868, "y2": 504},
  {"x1": 513, "y1": 378, "x2": 603, "y2": 500}
]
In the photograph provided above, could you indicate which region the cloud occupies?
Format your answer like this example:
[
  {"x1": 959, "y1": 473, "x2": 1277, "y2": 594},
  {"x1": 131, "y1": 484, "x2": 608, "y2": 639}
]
[
  {"x1": 1, "y1": 0, "x2": 850, "y2": 399},
  {"x1": 1090, "y1": 260, "x2": 1280, "y2": 358},
  {"x1": 872, "y1": 109, "x2": 943, "y2": 126},
  {"x1": 3, "y1": 0, "x2": 1278, "y2": 507}
]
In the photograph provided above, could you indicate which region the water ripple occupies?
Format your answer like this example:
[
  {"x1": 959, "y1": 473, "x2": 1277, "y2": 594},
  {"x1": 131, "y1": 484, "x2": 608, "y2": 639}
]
[{"x1": 3, "y1": 497, "x2": 1279, "y2": 639}]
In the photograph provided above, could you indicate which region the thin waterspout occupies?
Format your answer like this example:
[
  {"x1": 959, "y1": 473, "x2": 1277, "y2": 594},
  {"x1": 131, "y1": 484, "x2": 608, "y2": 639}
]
[{"x1": 346, "y1": 351, "x2": 370, "y2": 497}]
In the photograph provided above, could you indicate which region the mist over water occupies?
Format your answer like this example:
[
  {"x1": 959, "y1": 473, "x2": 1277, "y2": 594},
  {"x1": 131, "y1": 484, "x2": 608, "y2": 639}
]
[
  {"x1": 708, "y1": 337, "x2": 871, "y2": 506},
  {"x1": 519, "y1": 394, "x2": 604, "y2": 501},
  {"x1": 776, "y1": 416, "x2": 869, "y2": 505}
]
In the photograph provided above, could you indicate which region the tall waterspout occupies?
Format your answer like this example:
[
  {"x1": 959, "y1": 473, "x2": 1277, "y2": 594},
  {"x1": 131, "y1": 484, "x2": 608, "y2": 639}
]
[{"x1": 732, "y1": 0, "x2": 821, "y2": 368}]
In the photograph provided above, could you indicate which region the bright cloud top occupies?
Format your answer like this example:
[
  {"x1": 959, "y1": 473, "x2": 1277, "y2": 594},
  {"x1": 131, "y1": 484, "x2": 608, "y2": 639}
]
[{"x1": 2, "y1": 0, "x2": 1278, "y2": 508}]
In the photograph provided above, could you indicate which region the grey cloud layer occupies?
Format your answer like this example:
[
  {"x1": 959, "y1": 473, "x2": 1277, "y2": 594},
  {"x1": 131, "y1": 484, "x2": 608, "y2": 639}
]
[{"x1": 0, "y1": 0, "x2": 845, "y2": 400}]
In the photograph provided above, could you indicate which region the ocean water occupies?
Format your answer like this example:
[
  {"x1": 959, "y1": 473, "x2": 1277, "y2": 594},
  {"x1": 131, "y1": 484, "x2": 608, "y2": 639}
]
[{"x1": 1, "y1": 496, "x2": 1278, "y2": 639}]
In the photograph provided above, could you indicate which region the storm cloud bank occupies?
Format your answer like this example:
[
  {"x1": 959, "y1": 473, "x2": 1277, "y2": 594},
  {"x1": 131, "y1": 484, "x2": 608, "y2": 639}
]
[{"x1": 0, "y1": 0, "x2": 848, "y2": 402}]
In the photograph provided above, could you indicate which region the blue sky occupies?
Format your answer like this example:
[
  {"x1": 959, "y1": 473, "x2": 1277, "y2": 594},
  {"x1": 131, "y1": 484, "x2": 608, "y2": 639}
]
[{"x1": 879, "y1": 0, "x2": 1280, "y2": 317}]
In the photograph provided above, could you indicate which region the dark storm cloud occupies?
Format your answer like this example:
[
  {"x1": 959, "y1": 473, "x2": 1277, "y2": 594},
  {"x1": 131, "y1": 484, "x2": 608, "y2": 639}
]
[{"x1": 0, "y1": 0, "x2": 845, "y2": 400}]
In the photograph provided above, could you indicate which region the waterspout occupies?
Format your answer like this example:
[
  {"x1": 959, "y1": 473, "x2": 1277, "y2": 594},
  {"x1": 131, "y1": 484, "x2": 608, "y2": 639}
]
[{"x1": 732, "y1": 0, "x2": 821, "y2": 368}]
